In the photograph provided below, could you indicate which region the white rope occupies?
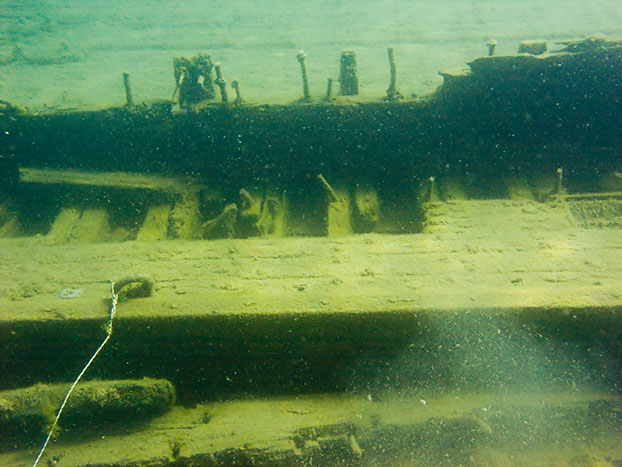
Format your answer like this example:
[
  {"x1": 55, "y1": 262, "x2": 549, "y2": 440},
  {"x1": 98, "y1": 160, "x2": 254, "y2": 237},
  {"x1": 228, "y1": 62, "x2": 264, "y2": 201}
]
[{"x1": 32, "y1": 281, "x2": 118, "y2": 467}]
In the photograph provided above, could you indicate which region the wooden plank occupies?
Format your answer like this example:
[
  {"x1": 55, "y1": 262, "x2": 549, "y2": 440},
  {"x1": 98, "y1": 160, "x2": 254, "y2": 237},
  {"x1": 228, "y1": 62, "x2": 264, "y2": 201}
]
[
  {"x1": 1, "y1": 199, "x2": 621, "y2": 322},
  {"x1": 2, "y1": 391, "x2": 620, "y2": 466},
  {"x1": 18, "y1": 167, "x2": 205, "y2": 194},
  {"x1": 1, "y1": 227, "x2": 622, "y2": 323},
  {"x1": 554, "y1": 191, "x2": 622, "y2": 200}
]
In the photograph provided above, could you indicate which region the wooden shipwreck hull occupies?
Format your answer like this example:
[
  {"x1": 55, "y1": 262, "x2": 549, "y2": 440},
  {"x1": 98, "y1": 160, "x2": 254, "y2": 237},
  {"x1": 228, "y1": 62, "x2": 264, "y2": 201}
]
[{"x1": 0, "y1": 36, "x2": 621, "y2": 465}]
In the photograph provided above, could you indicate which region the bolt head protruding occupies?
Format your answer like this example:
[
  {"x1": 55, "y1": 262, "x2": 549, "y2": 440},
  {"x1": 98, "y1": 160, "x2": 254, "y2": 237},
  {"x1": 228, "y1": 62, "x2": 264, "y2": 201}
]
[{"x1": 487, "y1": 39, "x2": 498, "y2": 56}]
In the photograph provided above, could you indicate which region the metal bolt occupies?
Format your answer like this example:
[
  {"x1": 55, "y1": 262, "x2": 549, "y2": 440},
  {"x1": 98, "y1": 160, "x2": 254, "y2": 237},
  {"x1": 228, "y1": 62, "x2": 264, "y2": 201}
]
[
  {"x1": 317, "y1": 174, "x2": 338, "y2": 202},
  {"x1": 487, "y1": 39, "x2": 498, "y2": 56},
  {"x1": 214, "y1": 63, "x2": 228, "y2": 103},
  {"x1": 231, "y1": 79, "x2": 242, "y2": 104},
  {"x1": 297, "y1": 51, "x2": 311, "y2": 101},
  {"x1": 425, "y1": 176, "x2": 437, "y2": 202},
  {"x1": 325, "y1": 78, "x2": 334, "y2": 102},
  {"x1": 122, "y1": 72, "x2": 133, "y2": 106},
  {"x1": 385, "y1": 47, "x2": 402, "y2": 101}
]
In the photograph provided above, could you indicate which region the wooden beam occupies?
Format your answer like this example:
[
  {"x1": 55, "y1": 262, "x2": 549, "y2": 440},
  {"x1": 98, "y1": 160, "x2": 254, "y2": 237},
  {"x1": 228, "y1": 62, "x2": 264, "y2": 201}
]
[{"x1": 19, "y1": 167, "x2": 205, "y2": 194}]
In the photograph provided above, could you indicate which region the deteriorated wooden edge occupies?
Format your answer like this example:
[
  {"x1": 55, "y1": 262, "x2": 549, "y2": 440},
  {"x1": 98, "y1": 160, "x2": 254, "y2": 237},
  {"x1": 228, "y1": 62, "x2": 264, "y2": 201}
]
[
  {"x1": 1, "y1": 225, "x2": 622, "y2": 324},
  {"x1": 1, "y1": 199, "x2": 622, "y2": 323},
  {"x1": 19, "y1": 167, "x2": 205, "y2": 194},
  {"x1": 1, "y1": 391, "x2": 620, "y2": 466}
]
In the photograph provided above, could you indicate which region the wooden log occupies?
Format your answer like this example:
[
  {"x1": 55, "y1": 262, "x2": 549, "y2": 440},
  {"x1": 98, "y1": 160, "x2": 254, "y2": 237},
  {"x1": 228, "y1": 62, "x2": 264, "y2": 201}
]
[{"x1": 0, "y1": 379, "x2": 175, "y2": 449}]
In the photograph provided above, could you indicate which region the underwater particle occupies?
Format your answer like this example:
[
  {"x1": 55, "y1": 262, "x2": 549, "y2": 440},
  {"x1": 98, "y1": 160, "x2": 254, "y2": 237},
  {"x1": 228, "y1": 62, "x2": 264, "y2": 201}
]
[{"x1": 59, "y1": 288, "x2": 83, "y2": 299}]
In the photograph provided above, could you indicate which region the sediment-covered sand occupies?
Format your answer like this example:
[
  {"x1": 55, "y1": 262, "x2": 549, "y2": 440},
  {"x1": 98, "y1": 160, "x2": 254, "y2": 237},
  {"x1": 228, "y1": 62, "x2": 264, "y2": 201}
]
[{"x1": 1, "y1": 0, "x2": 621, "y2": 110}]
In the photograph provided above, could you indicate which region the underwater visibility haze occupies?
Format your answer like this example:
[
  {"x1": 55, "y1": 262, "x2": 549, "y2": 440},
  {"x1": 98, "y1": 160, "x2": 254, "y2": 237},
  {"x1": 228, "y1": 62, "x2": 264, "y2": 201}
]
[{"x1": 0, "y1": 1, "x2": 622, "y2": 466}]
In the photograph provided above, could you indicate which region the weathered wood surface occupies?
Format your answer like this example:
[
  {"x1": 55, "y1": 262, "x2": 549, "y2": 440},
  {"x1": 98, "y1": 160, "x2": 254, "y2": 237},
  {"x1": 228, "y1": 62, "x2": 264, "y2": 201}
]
[
  {"x1": 1, "y1": 199, "x2": 620, "y2": 465},
  {"x1": 2, "y1": 391, "x2": 620, "y2": 466},
  {"x1": 1, "y1": 200, "x2": 621, "y2": 324},
  {"x1": 18, "y1": 167, "x2": 205, "y2": 194},
  {"x1": 0, "y1": 378, "x2": 175, "y2": 448}
]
